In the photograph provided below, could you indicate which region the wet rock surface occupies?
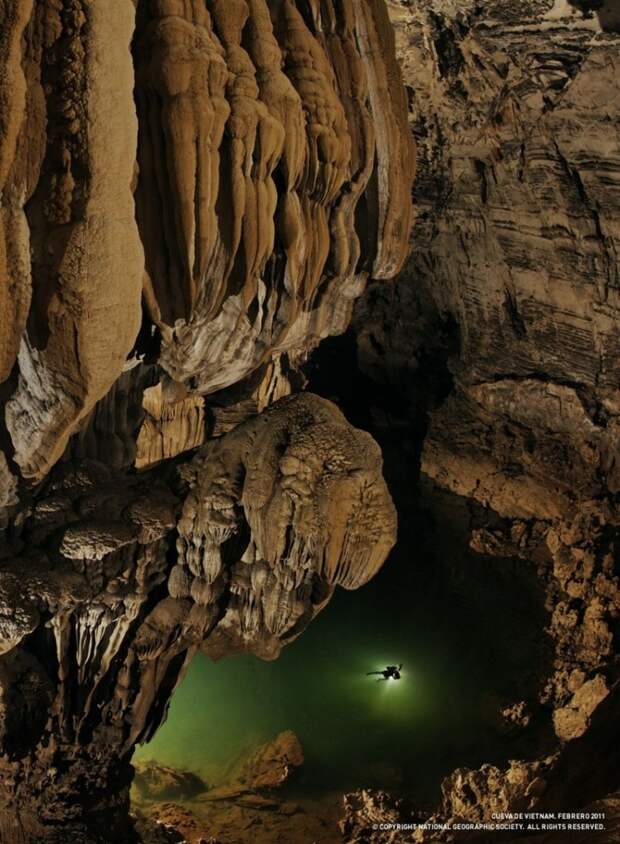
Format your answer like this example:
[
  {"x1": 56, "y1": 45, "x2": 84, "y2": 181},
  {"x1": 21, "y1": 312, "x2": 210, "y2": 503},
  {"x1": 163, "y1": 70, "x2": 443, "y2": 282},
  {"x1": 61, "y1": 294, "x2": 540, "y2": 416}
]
[
  {"x1": 133, "y1": 761, "x2": 208, "y2": 804},
  {"x1": 219, "y1": 730, "x2": 304, "y2": 792},
  {"x1": 146, "y1": 797, "x2": 339, "y2": 844},
  {"x1": 135, "y1": 733, "x2": 339, "y2": 844},
  {"x1": 0, "y1": 0, "x2": 411, "y2": 840}
]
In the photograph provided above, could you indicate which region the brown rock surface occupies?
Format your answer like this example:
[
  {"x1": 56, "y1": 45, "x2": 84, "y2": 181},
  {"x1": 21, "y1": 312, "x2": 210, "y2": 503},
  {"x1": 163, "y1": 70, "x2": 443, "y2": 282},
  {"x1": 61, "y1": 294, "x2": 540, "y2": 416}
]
[
  {"x1": 133, "y1": 0, "x2": 414, "y2": 396},
  {"x1": 6, "y1": 0, "x2": 620, "y2": 840},
  {"x1": 220, "y1": 730, "x2": 304, "y2": 791},
  {"x1": 133, "y1": 760, "x2": 207, "y2": 803},
  {"x1": 0, "y1": 3, "x2": 411, "y2": 839},
  {"x1": 4, "y1": 0, "x2": 145, "y2": 482},
  {"x1": 338, "y1": 0, "x2": 620, "y2": 838},
  {"x1": 0, "y1": 394, "x2": 395, "y2": 842},
  {"x1": 340, "y1": 789, "x2": 416, "y2": 843},
  {"x1": 144, "y1": 792, "x2": 342, "y2": 844},
  {"x1": 0, "y1": 0, "x2": 34, "y2": 385},
  {"x1": 180, "y1": 393, "x2": 397, "y2": 660},
  {"x1": 0, "y1": 0, "x2": 414, "y2": 486},
  {"x1": 351, "y1": 5, "x2": 620, "y2": 770}
]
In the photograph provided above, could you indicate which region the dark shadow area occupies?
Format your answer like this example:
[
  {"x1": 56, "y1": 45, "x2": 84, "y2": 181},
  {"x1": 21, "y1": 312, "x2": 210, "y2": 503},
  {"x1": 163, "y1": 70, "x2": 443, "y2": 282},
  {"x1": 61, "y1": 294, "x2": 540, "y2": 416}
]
[
  {"x1": 135, "y1": 478, "x2": 555, "y2": 809},
  {"x1": 568, "y1": 0, "x2": 620, "y2": 31},
  {"x1": 136, "y1": 327, "x2": 555, "y2": 814}
]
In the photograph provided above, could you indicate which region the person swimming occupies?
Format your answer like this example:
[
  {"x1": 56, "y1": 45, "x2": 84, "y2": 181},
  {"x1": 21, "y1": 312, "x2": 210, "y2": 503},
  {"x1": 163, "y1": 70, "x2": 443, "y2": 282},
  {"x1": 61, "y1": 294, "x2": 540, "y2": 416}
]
[{"x1": 367, "y1": 664, "x2": 403, "y2": 681}]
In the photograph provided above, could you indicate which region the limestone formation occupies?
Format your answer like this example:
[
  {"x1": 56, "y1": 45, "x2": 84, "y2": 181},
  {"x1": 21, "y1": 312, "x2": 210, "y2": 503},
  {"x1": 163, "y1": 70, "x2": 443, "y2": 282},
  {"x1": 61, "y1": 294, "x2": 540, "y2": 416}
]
[
  {"x1": 4, "y1": 0, "x2": 145, "y2": 482},
  {"x1": 0, "y1": 0, "x2": 414, "y2": 486},
  {"x1": 0, "y1": 2, "x2": 411, "y2": 838},
  {"x1": 133, "y1": 0, "x2": 415, "y2": 397},
  {"x1": 136, "y1": 732, "x2": 334, "y2": 844},
  {"x1": 0, "y1": 395, "x2": 395, "y2": 842},
  {"x1": 178, "y1": 393, "x2": 397, "y2": 659},
  {"x1": 133, "y1": 761, "x2": 207, "y2": 803},
  {"x1": 7, "y1": 0, "x2": 620, "y2": 839},
  {"x1": 339, "y1": 789, "x2": 416, "y2": 843},
  {"x1": 222, "y1": 730, "x2": 304, "y2": 791},
  {"x1": 340, "y1": 0, "x2": 620, "y2": 838},
  {"x1": 349, "y1": 5, "x2": 620, "y2": 780},
  {"x1": 135, "y1": 379, "x2": 207, "y2": 470},
  {"x1": 339, "y1": 759, "x2": 553, "y2": 843}
]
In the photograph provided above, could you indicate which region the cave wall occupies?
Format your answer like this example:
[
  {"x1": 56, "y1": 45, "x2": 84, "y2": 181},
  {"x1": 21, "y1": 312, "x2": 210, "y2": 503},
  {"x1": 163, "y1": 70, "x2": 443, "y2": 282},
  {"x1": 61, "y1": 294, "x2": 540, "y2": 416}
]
[
  {"x1": 0, "y1": 2, "x2": 413, "y2": 841},
  {"x1": 362, "y1": 0, "x2": 620, "y2": 727},
  {"x1": 344, "y1": 0, "x2": 620, "y2": 834},
  {"x1": 2, "y1": 0, "x2": 619, "y2": 838}
]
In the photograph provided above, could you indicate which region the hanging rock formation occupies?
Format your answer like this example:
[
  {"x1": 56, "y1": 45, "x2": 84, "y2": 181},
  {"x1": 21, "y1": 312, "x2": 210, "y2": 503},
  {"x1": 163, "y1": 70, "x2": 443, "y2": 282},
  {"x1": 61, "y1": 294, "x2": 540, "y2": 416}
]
[
  {"x1": 178, "y1": 393, "x2": 396, "y2": 660},
  {"x1": 0, "y1": 0, "x2": 411, "y2": 841},
  {"x1": 0, "y1": 394, "x2": 396, "y2": 843},
  {"x1": 0, "y1": 0, "x2": 414, "y2": 486},
  {"x1": 132, "y1": 0, "x2": 413, "y2": 398},
  {"x1": 3, "y1": 0, "x2": 145, "y2": 482}
]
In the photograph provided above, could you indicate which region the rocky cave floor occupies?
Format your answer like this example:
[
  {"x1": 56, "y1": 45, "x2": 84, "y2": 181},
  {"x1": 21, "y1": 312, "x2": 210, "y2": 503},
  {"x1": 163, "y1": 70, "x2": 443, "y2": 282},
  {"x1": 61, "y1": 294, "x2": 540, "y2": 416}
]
[{"x1": 131, "y1": 730, "x2": 342, "y2": 844}]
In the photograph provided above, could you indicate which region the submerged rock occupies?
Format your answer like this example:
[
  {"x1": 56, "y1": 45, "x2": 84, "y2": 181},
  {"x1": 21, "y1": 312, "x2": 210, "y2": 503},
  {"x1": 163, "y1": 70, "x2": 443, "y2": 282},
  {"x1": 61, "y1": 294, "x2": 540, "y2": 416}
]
[
  {"x1": 222, "y1": 730, "x2": 305, "y2": 792},
  {"x1": 133, "y1": 761, "x2": 208, "y2": 803}
]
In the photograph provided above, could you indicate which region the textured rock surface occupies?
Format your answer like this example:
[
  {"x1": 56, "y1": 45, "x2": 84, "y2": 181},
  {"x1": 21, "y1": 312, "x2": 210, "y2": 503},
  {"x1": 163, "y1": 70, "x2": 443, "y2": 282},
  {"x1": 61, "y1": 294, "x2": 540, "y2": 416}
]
[
  {"x1": 340, "y1": 789, "x2": 417, "y2": 843},
  {"x1": 349, "y1": 4, "x2": 620, "y2": 767},
  {"x1": 0, "y1": 394, "x2": 395, "y2": 842},
  {"x1": 6, "y1": 0, "x2": 620, "y2": 839},
  {"x1": 179, "y1": 393, "x2": 397, "y2": 660},
  {"x1": 129, "y1": 732, "x2": 336, "y2": 843},
  {"x1": 221, "y1": 730, "x2": 304, "y2": 791},
  {"x1": 340, "y1": 760, "x2": 550, "y2": 844},
  {"x1": 340, "y1": 0, "x2": 620, "y2": 838},
  {"x1": 340, "y1": 788, "x2": 619, "y2": 844},
  {"x1": 140, "y1": 785, "x2": 343, "y2": 844},
  {"x1": 4, "y1": 0, "x2": 145, "y2": 481},
  {"x1": 133, "y1": 760, "x2": 207, "y2": 803},
  {"x1": 0, "y1": 2, "x2": 411, "y2": 840},
  {"x1": 0, "y1": 0, "x2": 414, "y2": 486},
  {"x1": 133, "y1": 0, "x2": 415, "y2": 397},
  {"x1": 144, "y1": 796, "x2": 343, "y2": 844}
]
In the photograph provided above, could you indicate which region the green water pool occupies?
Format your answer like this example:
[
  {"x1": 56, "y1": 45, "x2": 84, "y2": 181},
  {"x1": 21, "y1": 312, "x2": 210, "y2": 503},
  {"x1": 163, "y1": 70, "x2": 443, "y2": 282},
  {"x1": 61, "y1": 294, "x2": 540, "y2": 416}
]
[{"x1": 134, "y1": 499, "x2": 547, "y2": 806}]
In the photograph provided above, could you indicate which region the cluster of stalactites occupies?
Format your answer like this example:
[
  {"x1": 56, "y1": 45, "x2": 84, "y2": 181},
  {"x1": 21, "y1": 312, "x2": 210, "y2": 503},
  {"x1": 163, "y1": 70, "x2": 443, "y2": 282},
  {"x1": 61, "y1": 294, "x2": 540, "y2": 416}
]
[
  {"x1": 0, "y1": 394, "x2": 396, "y2": 812},
  {"x1": 134, "y1": 0, "x2": 415, "y2": 393},
  {"x1": 0, "y1": 0, "x2": 412, "y2": 485}
]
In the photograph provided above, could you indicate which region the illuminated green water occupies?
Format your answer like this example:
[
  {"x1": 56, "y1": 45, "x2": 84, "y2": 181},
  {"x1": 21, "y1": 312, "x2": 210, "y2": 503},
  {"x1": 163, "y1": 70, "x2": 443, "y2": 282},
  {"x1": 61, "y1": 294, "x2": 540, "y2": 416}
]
[{"x1": 135, "y1": 498, "x2": 547, "y2": 805}]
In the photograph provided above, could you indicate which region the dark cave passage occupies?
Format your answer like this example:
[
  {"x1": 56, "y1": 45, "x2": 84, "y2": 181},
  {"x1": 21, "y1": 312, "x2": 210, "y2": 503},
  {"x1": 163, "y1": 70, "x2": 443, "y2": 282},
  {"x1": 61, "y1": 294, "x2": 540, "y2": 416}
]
[
  {"x1": 134, "y1": 331, "x2": 555, "y2": 813},
  {"x1": 135, "y1": 510, "x2": 552, "y2": 804}
]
